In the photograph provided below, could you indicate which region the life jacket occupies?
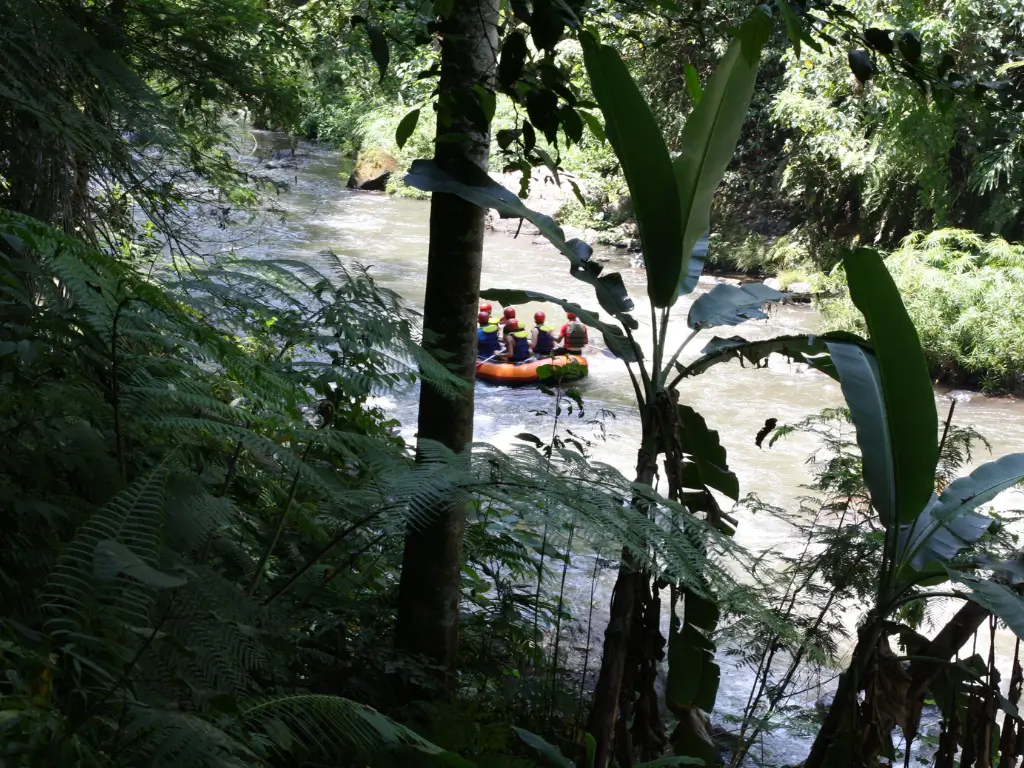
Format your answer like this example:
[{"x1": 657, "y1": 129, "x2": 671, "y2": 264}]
[
  {"x1": 533, "y1": 324, "x2": 555, "y2": 355},
  {"x1": 565, "y1": 320, "x2": 587, "y2": 351},
  {"x1": 509, "y1": 330, "x2": 531, "y2": 362},
  {"x1": 477, "y1": 324, "x2": 500, "y2": 357}
]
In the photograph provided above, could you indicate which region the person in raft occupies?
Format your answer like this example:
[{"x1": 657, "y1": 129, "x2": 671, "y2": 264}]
[
  {"x1": 529, "y1": 311, "x2": 556, "y2": 356},
  {"x1": 502, "y1": 317, "x2": 532, "y2": 363},
  {"x1": 477, "y1": 310, "x2": 503, "y2": 359},
  {"x1": 555, "y1": 312, "x2": 588, "y2": 354},
  {"x1": 498, "y1": 306, "x2": 516, "y2": 331}
]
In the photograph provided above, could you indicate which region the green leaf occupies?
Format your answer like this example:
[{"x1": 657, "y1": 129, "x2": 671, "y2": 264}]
[
  {"x1": 687, "y1": 282, "x2": 783, "y2": 330},
  {"x1": 93, "y1": 539, "x2": 187, "y2": 589},
  {"x1": 898, "y1": 453, "x2": 1024, "y2": 573},
  {"x1": 673, "y1": 331, "x2": 866, "y2": 380},
  {"x1": 933, "y1": 453, "x2": 1024, "y2": 522},
  {"x1": 899, "y1": 499, "x2": 991, "y2": 573},
  {"x1": 263, "y1": 717, "x2": 294, "y2": 751},
  {"x1": 637, "y1": 757, "x2": 706, "y2": 767},
  {"x1": 827, "y1": 342, "x2": 898, "y2": 527},
  {"x1": 395, "y1": 109, "x2": 421, "y2": 150},
  {"x1": 677, "y1": 404, "x2": 739, "y2": 500},
  {"x1": 580, "y1": 30, "x2": 683, "y2": 309},
  {"x1": 530, "y1": 0, "x2": 564, "y2": 53},
  {"x1": 863, "y1": 27, "x2": 894, "y2": 54},
  {"x1": 848, "y1": 49, "x2": 875, "y2": 83},
  {"x1": 898, "y1": 30, "x2": 922, "y2": 64},
  {"x1": 674, "y1": 36, "x2": 761, "y2": 298},
  {"x1": 679, "y1": 235, "x2": 710, "y2": 297},
  {"x1": 512, "y1": 726, "x2": 574, "y2": 768},
  {"x1": 478, "y1": 287, "x2": 640, "y2": 361},
  {"x1": 403, "y1": 160, "x2": 637, "y2": 324},
  {"x1": 777, "y1": 0, "x2": 803, "y2": 57},
  {"x1": 498, "y1": 32, "x2": 528, "y2": 89},
  {"x1": 684, "y1": 586, "x2": 720, "y2": 632},
  {"x1": 947, "y1": 574, "x2": 1024, "y2": 640},
  {"x1": 578, "y1": 110, "x2": 606, "y2": 142},
  {"x1": 843, "y1": 248, "x2": 937, "y2": 523},
  {"x1": 666, "y1": 624, "x2": 718, "y2": 711},
  {"x1": 351, "y1": 18, "x2": 389, "y2": 82},
  {"x1": 683, "y1": 63, "x2": 702, "y2": 106},
  {"x1": 433, "y1": 0, "x2": 454, "y2": 17},
  {"x1": 515, "y1": 432, "x2": 544, "y2": 447},
  {"x1": 473, "y1": 85, "x2": 496, "y2": 123}
]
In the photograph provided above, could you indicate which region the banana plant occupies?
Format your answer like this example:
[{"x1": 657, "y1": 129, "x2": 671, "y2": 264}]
[
  {"x1": 406, "y1": 10, "x2": 779, "y2": 766},
  {"x1": 791, "y1": 248, "x2": 1024, "y2": 768}
]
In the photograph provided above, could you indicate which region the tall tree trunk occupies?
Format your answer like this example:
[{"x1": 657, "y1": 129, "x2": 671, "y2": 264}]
[
  {"x1": 588, "y1": 444, "x2": 658, "y2": 768},
  {"x1": 395, "y1": 0, "x2": 498, "y2": 677}
]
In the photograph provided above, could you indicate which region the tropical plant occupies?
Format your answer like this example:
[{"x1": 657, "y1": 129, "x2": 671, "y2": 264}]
[
  {"x1": 760, "y1": 248, "x2": 1024, "y2": 768},
  {"x1": 821, "y1": 228, "x2": 1024, "y2": 392},
  {"x1": 405, "y1": 8, "x2": 787, "y2": 764}
]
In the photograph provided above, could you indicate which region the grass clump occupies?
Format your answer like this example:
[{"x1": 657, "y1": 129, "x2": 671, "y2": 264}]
[{"x1": 821, "y1": 228, "x2": 1024, "y2": 392}]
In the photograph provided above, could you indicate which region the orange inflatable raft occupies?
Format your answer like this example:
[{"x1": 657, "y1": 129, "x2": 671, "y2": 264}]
[{"x1": 476, "y1": 354, "x2": 588, "y2": 385}]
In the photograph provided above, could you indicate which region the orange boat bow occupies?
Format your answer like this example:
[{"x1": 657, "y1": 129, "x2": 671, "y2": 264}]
[{"x1": 475, "y1": 355, "x2": 588, "y2": 385}]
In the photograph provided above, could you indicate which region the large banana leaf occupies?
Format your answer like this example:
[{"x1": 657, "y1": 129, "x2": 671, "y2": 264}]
[
  {"x1": 674, "y1": 39, "x2": 762, "y2": 298},
  {"x1": 404, "y1": 160, "x2": 637, "y2": 326},
  {"x1": 947, "y1": 573, "x2": 1024, "y2": 640},
  {"x1": 671, "y1": 331, "x2": 867, "y2": 380},
  {"x1": 897, "y1": 495, "x2": 992, "y2": 575},
  {"x1": 580, "y1": 31, "x2": 683, "y2": 309},
  {"x1": 686, "y1": 281, "x2": 783, "y2": 330},
  {"x1": 897, "y1": 453, "x2": 1024, "y2": 575},
  {"x1": 478, "y1": 287, "x2": 641, "y2": 361},
  {"x1": 676, "y1": 403, "x2": 739, "y2": 500},
  {"x1": 838, "y1": 249, "x2": 938, "y2": 524},
  {"x1": 826, "y1": 341, "x2": 899, "y2": 527}
]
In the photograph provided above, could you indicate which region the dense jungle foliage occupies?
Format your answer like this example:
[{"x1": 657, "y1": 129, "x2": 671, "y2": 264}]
[{"x1": 3, "y1": 0, "x2": 1024, "y2": 767}]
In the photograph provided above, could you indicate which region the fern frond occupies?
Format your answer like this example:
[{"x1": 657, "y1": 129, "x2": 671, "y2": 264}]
[
  {"x1": 237, "y1": 694, "x2": 449, "y2": 761},
  {"x1": 44, "y1": 464, "x2": 170, "y2": 637}
]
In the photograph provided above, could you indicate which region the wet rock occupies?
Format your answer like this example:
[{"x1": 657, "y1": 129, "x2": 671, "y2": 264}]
[
  {"x1": 630, "y1": 253, "x2": 645, "y2": 269},
  {"x1": 786, "y1": 281, "x2": 813, "y2": 295},
  {"x1": 347, "y1": 149, "x2": 398, "y2": 191},
  {"x1": 348, "y1": 171, "x2": 391, "y2": 191},
  {"x1": 607, "y1": 194, "x2": 633, "y2": 219}
]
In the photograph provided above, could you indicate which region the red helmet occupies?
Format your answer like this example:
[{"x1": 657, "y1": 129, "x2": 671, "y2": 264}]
[
  {"x1": 503, "y1": 307, "x2": 516, "y2": 319},
  {"x1": 534, "y1": 311, "x2": 545, "y2": 323},
  {"x1": 478, "y1": 311, "x2": 491, "y2": 326},
  {"x1": 505, "y1": 319, "x2": 520, "y2": 331},
  {"x1": 566, "y1": 312, "x2": 577, "y2": 320},
  {"x1": 480, "y1": 302, "x2": 492, "y2": 314}
]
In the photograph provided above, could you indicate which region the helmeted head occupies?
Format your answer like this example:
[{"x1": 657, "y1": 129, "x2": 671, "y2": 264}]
[
  {"x1": 566, "y1": 312, "x2": 577, "y2": 321},
  {"x1": 503, "y1": 307, "x2": 516, "y2": 320},
  {"x1": 534, "y1": 311, "x2": 546, "y2": 324},
  {"x1": 478, "y1": 311, "x2": 491, "y2": 326},
  {"x1": 505, "y1": 319, "x2": 520, "y2": 331},
  {"x1": 480, "y1": 302, "x2": 492, "y2": 315}
]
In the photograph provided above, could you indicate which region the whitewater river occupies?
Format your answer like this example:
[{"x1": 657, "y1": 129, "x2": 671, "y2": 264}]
[{"x1": 226, "y1": 131, "x2": 1024, "y2": 765}]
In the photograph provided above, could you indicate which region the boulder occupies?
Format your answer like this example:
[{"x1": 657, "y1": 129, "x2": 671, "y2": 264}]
[
  {"x1": 348, "y1": 171, "x2": 391, "y2": 191},
  {"x1": 763, "y1": 277, "x2": 782, "y2": 291},
  {"x1": 347, "y1": 149, "x2": 398, "y2": 191},
  {"x1": 786, "y1": 280, "x2": 813, "y2": 295}
]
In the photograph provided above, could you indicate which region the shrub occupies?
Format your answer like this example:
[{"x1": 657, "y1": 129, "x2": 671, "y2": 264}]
[{"x1": 821, "y1": 229, "x2": 1024, "y2": 391}]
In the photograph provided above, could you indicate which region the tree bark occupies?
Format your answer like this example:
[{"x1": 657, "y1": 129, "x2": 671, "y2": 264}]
[
  {"x1": 588, "y1": 445, "x2": 658, "y2": 768},
  {"x1": 395, "y1": 0, "x2": 498, "y2": 676}
]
